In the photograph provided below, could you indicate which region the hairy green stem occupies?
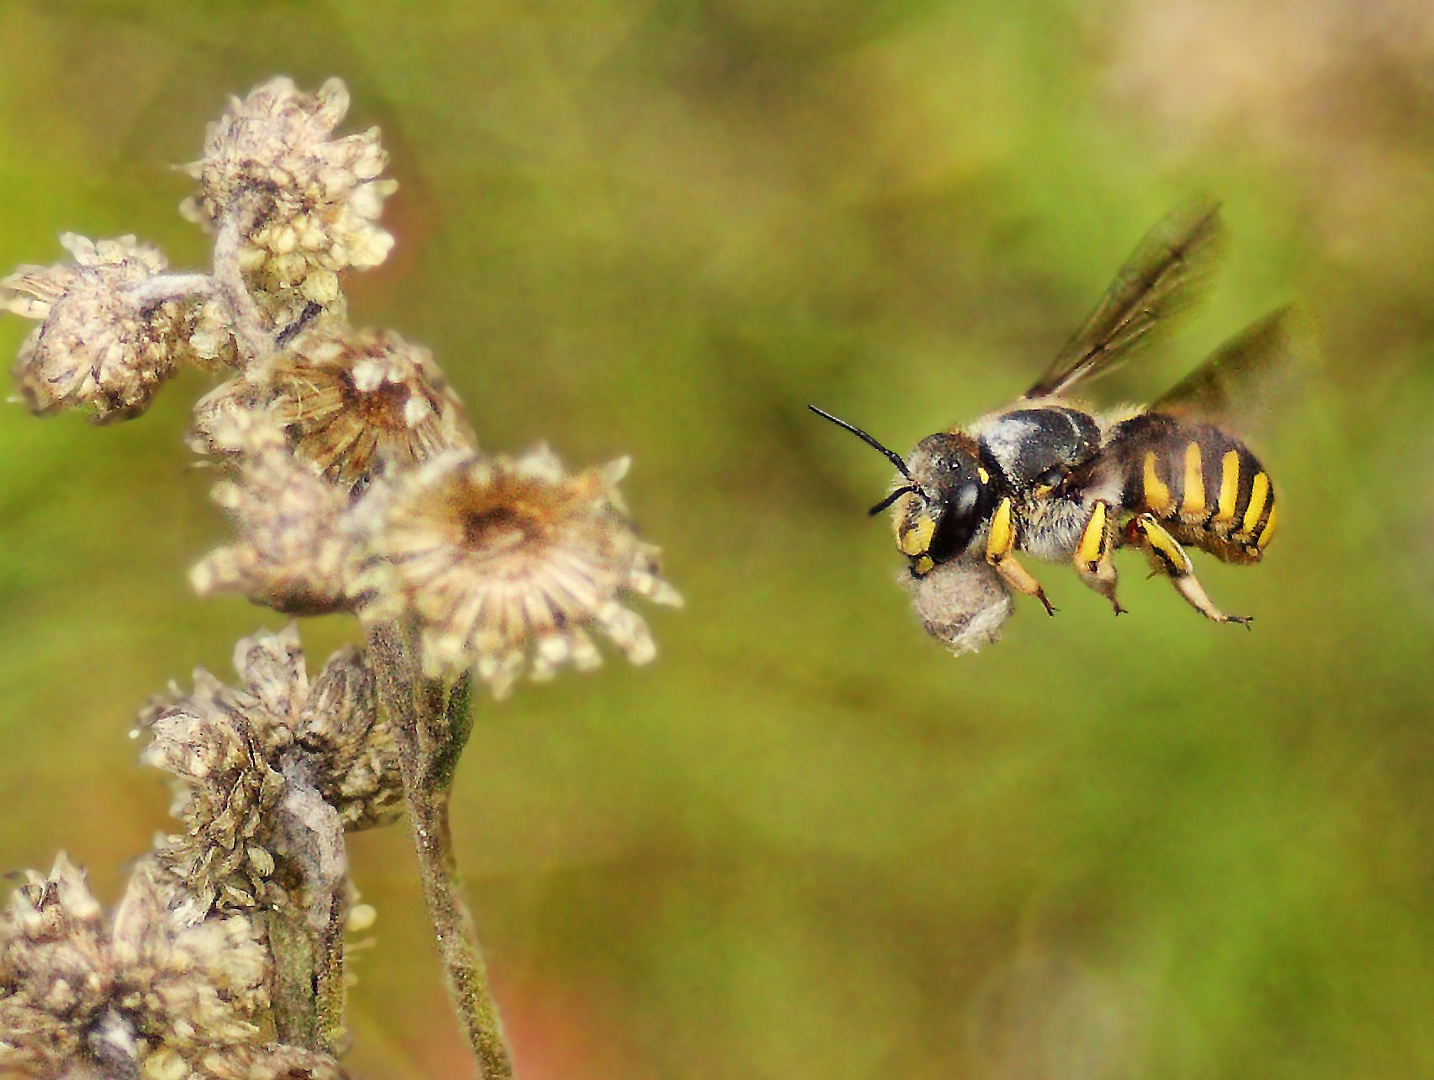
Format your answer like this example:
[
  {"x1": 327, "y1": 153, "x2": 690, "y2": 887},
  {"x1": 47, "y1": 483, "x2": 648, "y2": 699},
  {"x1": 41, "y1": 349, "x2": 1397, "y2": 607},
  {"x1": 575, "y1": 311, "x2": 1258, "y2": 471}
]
[
  {"x1": 368, "y1": 622, "x2": 513, "y2": 1079},
  {"x1": 267, "y1": 874, "x2": 349, "y2": 1056},
  {"x1": 270, "y1": 755, "x2": 353, "y2": 1055},
  {"x1": 269, "y1": 907, "x2": 319, "y2": 1048},
  {"x1": 314, "y1": 889, "x2": 349, "y2": 1055}
]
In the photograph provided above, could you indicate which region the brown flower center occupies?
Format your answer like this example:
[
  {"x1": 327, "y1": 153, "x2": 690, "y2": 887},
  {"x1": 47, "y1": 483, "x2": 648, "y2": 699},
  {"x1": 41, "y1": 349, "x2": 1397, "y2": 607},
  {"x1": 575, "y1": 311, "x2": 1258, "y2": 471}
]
[
  {"x1": 342, "y1": 371, "x2": 411, "y2": 430},
  {"x1": 462, "y1": 502, "x2": 549, "y2": 553}
]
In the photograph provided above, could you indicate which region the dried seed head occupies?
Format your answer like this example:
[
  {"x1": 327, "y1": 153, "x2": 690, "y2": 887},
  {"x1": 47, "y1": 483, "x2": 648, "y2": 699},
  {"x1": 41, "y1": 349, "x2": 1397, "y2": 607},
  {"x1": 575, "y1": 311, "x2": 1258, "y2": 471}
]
[
  {"x1": 1, "y1": 234, "x2": 225, "y2": 422},
  {"x1": 270, "y1": 326, "x2": 472, "y2": 487},
  {"x1": 180, "y1": 77, "x2": 397, "y2": 307},
  {"x1": 107, "y1": 860, "x2": 267, "y2": 1055},
  {"x1": 189, "y1": 374, "x2": 266, "y2": 458},
  {"x1": 184, "y1": 296, "x2": 243, "y2": 372},
  {"x1": 136, "y1": 626, "x2": 398, "y2": 921},
  {"x1": 295, "y1": 644, "x2": 402, "y2": 831},
  {"x1": 353, "y1": 446, "x2": 682, "y2": 697},
  {"x1": 0, "y1": 854, "x2": 109, "y2": 1071},
  {"x1": 192, "y1": 325, "x2": 473, "y2": 490},
  {"x1": 0, "y1": 855, "x2": 268, "y2": 1076},
  {"x1": 190, "y1": 412, "x2": 358, "y2": 616},
  {"x1": 139, "y1": 667, "x2": 291, "y2": 921}
]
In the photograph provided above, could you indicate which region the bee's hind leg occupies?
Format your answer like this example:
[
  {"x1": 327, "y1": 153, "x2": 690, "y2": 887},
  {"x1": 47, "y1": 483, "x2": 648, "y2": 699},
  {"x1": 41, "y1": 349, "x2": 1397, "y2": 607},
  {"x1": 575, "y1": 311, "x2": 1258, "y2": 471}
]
[
  {"x1": 987, "y1": 496, "x2": 1056, "y2": 616},
  {"x1": 1073, "y1": 500, "x2": 1126, "y2": 615},
  {"x1": 1124, "y1": 513, "x2": 1251, "y2": 626}
]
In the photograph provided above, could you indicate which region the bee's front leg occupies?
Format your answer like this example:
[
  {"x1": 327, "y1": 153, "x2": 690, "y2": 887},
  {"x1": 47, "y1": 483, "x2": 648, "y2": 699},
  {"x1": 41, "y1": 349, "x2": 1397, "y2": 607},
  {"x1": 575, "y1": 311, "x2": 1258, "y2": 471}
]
[
  {"x1": 1125, "y1": 513, "x2": 1251, "y2": 626},
  {"x1": 986, "y1": 496, "x2": 1056, "y2": 616},
  {"x1": 1073, "y1": 500, "x2": 1126, "y2": 615}
]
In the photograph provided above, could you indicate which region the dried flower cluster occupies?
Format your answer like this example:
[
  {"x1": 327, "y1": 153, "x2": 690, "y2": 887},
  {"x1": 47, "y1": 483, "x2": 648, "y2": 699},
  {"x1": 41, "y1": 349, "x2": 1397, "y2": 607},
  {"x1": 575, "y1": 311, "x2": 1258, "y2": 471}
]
[
  {"x1": 2, "y1": 75, "x2": 681, "y2": 1075},
  {"x1": 1, "y1": 235, "x2": 234, "y2": 422},
  {"x1": 189, "y1": 412, "x2": 359, "y2": 615},
  {"x1": 138, "y1": 625, "x2": 399, "y2": 923},
  {"x1": 0, "y1": 855, "x2": 344, "y2": 1079},
  {"x1": 181, "y1": 76, "x2": 397, "y2": 315}
]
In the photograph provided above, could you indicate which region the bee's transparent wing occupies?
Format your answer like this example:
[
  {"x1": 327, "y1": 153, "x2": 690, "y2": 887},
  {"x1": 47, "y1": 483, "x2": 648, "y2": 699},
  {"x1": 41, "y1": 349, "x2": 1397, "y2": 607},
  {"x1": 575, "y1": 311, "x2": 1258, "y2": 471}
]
[
  {"x1": 1024, "y1": 197, "x2": 1226, "y2": 400},
  {"x1": 1149, "y1": 305, "x2": 1312, "y2": 436}
]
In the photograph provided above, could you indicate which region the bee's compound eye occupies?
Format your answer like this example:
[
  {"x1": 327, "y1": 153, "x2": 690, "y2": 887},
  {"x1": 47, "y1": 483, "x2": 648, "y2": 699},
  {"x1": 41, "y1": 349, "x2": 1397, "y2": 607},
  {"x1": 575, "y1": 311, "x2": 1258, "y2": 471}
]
[
  {"x1": 927, "y1": 480, "x2": 984, "y2": 563},
  {"x1": 952, "y1": 482, "x2": 979, "y2": 516}
]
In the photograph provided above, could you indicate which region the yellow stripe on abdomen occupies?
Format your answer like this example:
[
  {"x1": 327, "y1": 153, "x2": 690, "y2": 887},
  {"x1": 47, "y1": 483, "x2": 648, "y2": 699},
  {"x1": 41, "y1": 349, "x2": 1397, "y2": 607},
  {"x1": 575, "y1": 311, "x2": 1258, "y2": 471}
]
[
  {"x1": 1242, "y1": 472, "x2": 1271, "y2": 537},
  {"x1": 1213, "y1": 449, "x2": 1240, "y2": 525},
  {"x1": 1256, "y1": 502, "x2": 1278, "y2": 549},
  {"x1": 1142, "y1": 451, "x2": 1172, "y2": 514},
  {"x1": 1181, "y1": 442, "x2": 1206, "y2": 518}
]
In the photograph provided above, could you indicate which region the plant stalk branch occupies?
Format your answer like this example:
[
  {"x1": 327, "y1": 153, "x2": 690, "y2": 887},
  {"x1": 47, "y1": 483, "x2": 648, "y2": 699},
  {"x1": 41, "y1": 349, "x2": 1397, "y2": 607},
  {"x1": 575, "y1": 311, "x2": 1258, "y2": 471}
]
[
  {"x1": 212, "y1": 199, "x2": 278, "y2": 366},
  {"x1": 368, "y1": 622, "x2": 513, "y2": 1079}
]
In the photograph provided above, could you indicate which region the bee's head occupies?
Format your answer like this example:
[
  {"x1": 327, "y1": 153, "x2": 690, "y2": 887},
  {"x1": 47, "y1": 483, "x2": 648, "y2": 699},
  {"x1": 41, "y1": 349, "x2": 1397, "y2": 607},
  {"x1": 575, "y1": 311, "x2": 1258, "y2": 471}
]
[
  {"x1": 809, "y1": 407, "x2": 993, "y2": 577},
  {"x1": 891, "y1": 434, "x2": 991, "y2": 576}
]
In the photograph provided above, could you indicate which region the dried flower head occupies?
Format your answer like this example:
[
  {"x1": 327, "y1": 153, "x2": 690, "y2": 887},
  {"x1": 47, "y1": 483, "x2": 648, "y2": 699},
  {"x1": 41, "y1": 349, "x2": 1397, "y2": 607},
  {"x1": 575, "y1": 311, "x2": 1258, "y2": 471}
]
[
  {"x1": 0, "y1": 853, "x2": 110, "y2": 1071},
  {"x1": 0, "y1": 854, "x2": 268, "y2": 1076},
  {"x1": 191, "y1": 412, "x2": 358, "y2": 615},
  {"x1": 353, "y1": 446, "x2": 682, "y2": 697},
  {"x1": 193, "y1": 325, "x2": 472, "y2": 489},
  {"x1": 1, "y1": 234, "x2": 224, "y2": 422},
  {"x1": 180, "y1": 77, "x2": 397, "y2": 307},
  {"x1": 189, "y1": 373, "x2": 266, "y2": 457},
  {"x1": 185, "y1": 295, "x2": 243, "y2": 372},
  {"x1": 137, "y1": 625, "x2": 399, "y2": 922},
  {"x1": 294, "y1": 644, "x2": 402, "y2": 832}
]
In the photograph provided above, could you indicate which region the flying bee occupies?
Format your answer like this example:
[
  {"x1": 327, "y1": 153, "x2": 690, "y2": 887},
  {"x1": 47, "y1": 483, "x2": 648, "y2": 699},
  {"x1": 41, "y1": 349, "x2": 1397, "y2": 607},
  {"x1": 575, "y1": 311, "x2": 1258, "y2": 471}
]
[{"x1": 811, "y1": 198, "x2": 1300, "y2": 653}]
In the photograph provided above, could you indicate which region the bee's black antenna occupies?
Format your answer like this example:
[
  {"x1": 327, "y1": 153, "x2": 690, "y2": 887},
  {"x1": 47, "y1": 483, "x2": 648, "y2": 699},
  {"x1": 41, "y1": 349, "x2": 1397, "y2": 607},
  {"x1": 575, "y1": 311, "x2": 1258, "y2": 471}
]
[
  {"x1": 808, "y1": 405, "x2": 912, "y2": 480},
  {"x1": 866, "y1": 484, "x2": 921, "y2": 517}
]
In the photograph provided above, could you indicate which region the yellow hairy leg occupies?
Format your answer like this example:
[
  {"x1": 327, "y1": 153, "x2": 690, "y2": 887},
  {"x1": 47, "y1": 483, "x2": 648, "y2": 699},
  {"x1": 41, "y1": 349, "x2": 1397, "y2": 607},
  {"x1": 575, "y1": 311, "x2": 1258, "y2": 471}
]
[
  {"x1": 986, "y1": 496, "x2": 1056, "y2": 616},
  {"x1": 1125, "y1": 513, "x2": 1251, "y2": 626},
  {"x1": 1073, "y1": 500, "x2": 1125, "y2": 615}
]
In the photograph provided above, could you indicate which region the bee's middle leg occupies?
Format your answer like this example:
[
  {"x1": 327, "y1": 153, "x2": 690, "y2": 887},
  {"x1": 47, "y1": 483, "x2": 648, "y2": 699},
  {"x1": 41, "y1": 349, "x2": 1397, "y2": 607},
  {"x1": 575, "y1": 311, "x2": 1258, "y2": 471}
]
[
  {"x1": 987, "y1": 496, "x2": 1056, "y2": 616},
  {"x1": 1124, "y1": 513, "x2": 1251, "y2": 626},
  {"x1": 1073, "y1": 500, "x2": 1125, "y2": 615}
]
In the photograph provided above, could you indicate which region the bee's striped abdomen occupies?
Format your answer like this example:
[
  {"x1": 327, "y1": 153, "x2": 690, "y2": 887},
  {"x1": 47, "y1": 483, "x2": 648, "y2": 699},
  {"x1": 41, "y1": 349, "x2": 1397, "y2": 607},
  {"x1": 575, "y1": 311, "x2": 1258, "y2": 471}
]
[{"x1": 1110, "y1": 413, "x2": 1276, "y2": 564}]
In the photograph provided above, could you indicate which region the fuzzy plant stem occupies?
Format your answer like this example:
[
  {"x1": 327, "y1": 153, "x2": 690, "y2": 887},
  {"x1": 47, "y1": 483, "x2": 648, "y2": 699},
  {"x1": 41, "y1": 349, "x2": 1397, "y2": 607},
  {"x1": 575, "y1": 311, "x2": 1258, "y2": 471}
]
[
  {"x1": 368, "y1": 621, "x2": 514, "y2": 1079},
  {"x1": 269, "y1": 907, "x2": 322, "y2": 1048},
  {"x1": 125, "y1": 272, "x2": 217, "y2": 310},
  {"x1": 212, "y1": 200, "x2": 280, "y2": 366},
  {"x1": 270, "y1": 760, "x2": 352, "y2": 1056},
  {"x1": 269, "y1": 901, "x2": 347, "y2": 1054}
]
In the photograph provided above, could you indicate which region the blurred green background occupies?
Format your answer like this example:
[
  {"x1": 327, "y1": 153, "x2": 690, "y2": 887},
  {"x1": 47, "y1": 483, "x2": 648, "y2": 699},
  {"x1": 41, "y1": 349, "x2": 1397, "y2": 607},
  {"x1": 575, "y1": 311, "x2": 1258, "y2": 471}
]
[{"x1": 2, "y1": 1, "x2": 1433, "y2": 1077}]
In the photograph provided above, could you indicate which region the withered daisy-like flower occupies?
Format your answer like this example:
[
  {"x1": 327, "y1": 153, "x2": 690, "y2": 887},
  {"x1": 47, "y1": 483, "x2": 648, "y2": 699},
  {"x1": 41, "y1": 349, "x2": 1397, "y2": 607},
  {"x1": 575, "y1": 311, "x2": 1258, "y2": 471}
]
[
  {"x1": 0, "y1": 854, "x2": 268, "y2": 1076},
  {"x1": 137, "y1": 625, "x2": 400, "y2": 923},
  {"x1": 180, "y1": 76, "x2": 397, "y2": 308},
  {"x1": 190, "y1": 412, "x2": 358, "y2": 616},
  {"x1": 193, "y1": 325, "x2": 472, "y2": 489},
  {"x1": 0, "y1": 234, "x2": 224, "y2": 422},
  {"x1": 353, "y1": 446, "x2": 682, "y2": 697}
]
